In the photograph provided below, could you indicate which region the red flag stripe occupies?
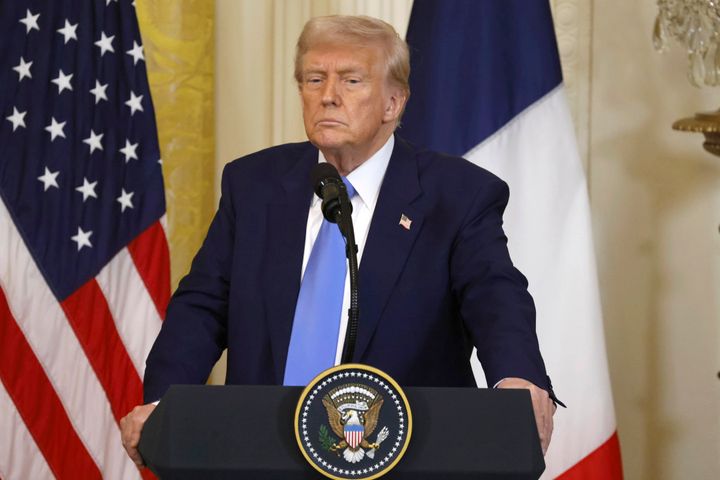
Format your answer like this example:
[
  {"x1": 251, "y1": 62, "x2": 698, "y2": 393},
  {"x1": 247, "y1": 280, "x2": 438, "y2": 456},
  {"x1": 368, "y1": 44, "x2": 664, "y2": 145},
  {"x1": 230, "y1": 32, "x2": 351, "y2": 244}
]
[
  {"x1": 60, "y1": 279, "x2": 145, "y2": 424},
  {"x1": 128, "y1": 220, "x2": 171, "y2": 320},
  {"x1": 0, "y1": 382, "x2": 55, "y2": 480},
  {"x1": 0, "y1": 288, "x2": 101, "y2": 479},
  {"x1": 556, "y1": 432, "x2": 623, "y2": 480},
  {"x1": 0, "y1": 201, "x2": 140, "y2": 478},
  {"x1": 96, "y1": 248, "x2": 162, "y2": 377}
]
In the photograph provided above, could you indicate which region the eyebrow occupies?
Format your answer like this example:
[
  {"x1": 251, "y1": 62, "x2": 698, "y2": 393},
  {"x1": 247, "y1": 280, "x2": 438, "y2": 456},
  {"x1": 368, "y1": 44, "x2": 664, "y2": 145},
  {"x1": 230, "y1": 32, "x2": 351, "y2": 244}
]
[{"x1": 302, "y1": 67, "x2": 370, "y2": 79}]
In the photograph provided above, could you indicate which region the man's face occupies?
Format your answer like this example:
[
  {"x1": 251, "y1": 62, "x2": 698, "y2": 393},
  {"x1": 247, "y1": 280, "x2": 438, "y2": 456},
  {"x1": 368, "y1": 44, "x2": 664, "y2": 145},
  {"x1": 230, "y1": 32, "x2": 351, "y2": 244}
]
[{"x1": 299, "y1": 42, "x2": 403, "y2": 160}]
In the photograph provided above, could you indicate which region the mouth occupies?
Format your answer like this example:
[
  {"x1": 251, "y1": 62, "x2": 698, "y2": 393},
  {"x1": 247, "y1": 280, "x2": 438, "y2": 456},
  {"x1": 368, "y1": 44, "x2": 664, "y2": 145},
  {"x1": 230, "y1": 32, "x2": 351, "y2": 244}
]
[{"x1": 316, "y1": 119, "x2": 345, "y2": 127}]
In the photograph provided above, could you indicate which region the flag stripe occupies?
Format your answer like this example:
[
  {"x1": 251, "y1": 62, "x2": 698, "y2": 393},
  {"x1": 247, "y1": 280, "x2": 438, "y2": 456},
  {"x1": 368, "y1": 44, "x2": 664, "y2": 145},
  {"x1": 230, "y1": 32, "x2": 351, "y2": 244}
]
[
  {"x1": 0, "y1": 288, "x2": 101, "y2": 479},
  {"x1": 128, "y1": 220, "x2": 171, "y2": 320},
  {"x1": 402, "y1": 2, "x2": 622, "y2": 478},
  {"x1": 0, "y1": 378, "x2": 55, "y2": 480},
  {"x1": 465, "y1": 89, "x2": 619, "y2": 479},
  {"x1": 402, "y1": 0, "x2": 562, "y2": 156},
  {"x1": 557, "y1": 433, "x2": 623, "y2": 480},
  {"x1": 60, "y1": 279, "x2": 145, "y2": 424},
  {"x1": 96, "y1": 247, "x2": 163, "y2": 378},
  {"x1": 466, "y1": 87, "x2": 620, "y2": 480},
  {"x1": 0, "y1": 200, "x2": 140, "y2": 479}
]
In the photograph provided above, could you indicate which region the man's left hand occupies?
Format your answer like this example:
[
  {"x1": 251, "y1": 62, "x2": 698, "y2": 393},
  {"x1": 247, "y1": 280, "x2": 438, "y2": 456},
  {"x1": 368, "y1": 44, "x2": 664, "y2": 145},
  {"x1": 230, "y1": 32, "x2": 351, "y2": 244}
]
[{"x1": 497, "y1": 377, "x2": 555, "y2": 455}]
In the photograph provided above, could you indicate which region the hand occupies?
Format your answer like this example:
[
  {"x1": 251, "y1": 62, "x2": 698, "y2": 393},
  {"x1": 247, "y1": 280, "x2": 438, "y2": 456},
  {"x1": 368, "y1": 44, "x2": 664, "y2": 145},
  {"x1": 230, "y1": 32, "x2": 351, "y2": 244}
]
[
  {"x1": 497, "y1": 377, "x2": 555, "y2": 455},
  {"x1": 120, "y1": 403, "x2": 156, "y2": 466}
]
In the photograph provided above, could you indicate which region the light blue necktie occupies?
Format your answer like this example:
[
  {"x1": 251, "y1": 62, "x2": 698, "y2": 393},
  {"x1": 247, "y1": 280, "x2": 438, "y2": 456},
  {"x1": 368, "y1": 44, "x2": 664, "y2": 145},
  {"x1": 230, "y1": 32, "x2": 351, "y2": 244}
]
[{"x1": 283, "y1": 179, "x2": 356, "y2": 386}]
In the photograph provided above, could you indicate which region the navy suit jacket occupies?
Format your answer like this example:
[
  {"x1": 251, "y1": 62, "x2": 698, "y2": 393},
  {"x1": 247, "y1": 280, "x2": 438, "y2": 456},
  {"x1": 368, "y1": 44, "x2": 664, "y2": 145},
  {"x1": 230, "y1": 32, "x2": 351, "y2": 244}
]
[{"x1": 144, "y1": 137, "x2": 554, "y2": 403}]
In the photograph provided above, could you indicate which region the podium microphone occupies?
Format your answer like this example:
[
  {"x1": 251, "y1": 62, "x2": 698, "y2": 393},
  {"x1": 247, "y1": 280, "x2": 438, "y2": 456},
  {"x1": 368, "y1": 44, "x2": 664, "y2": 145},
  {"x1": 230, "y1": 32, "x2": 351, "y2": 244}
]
[
  {"x1": 310, "y1": 163, "x2": 359, "y2": 364},
  {"x1": 311, "y1": 162, "x2": 351, "y2": 224}
]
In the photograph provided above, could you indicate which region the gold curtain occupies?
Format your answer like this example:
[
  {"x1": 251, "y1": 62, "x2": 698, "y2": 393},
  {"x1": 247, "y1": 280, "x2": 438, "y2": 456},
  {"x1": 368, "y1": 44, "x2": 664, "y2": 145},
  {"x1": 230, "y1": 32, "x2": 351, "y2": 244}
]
[{"x1": 136, "y1": 1, "x2": 215, "y2": 290}]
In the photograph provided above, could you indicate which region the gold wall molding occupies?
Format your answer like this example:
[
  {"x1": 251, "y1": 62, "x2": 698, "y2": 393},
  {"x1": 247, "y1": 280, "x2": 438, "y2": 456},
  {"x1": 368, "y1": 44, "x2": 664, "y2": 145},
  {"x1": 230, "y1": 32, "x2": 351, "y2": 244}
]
[
  {"x1": 136, "y1": 0, "x2": 215, "y2": 290},
  {"x1": 551, "y1": 0, "x2": 593, "y2": 173}
]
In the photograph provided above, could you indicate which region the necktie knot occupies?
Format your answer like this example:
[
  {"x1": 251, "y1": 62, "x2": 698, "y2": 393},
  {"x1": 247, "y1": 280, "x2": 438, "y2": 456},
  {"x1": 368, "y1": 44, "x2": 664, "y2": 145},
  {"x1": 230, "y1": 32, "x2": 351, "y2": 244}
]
[{"x1": 342, "y1": 177, "x2": 356, "y2": 199}]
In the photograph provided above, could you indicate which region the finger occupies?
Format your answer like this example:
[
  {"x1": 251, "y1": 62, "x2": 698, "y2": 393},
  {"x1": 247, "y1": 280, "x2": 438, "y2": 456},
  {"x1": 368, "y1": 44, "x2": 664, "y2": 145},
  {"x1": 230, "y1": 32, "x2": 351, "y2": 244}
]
[
  {"x1": 528, "y1": 388, "x2": 547, "y2": 453},
  {"x1": 545, "y1": 415, "x2": 553, "y2": 453},
  {"x1": 530, "y1": 387, "x2": 552, "y2": 455},
  {"x1": 127, "y1": 446, "x2": 145, "y2": 466},
  {"x1": 540, "y1": 394, "x2": 554, "y2": 455},
  {"x1": 120, "y1": 418, "x2": 144, "y2": 465},
  {"x1": 124, "y1": 430, "x2": 144, "y2": 466}
]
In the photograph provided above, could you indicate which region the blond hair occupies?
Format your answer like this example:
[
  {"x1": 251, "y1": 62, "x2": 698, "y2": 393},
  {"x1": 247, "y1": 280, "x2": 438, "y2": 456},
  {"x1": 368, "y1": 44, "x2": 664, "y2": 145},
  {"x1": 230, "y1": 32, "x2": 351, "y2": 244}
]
[{"x1": 294, "y1": 15, "x2": 410, "y2": 97}]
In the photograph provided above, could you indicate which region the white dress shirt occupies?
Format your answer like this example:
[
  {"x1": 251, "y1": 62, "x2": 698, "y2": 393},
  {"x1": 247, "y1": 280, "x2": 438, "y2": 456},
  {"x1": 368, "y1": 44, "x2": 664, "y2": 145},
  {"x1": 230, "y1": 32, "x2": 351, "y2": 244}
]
[{"x1": 300, "y1": 135, "x2": 395, "y2": 364}]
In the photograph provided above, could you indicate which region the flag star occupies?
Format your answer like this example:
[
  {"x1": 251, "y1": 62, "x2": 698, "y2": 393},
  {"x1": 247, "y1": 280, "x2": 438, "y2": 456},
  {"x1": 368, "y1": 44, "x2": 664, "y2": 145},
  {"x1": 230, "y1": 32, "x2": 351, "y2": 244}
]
[
  {"x1": 125, "y1": 91, "x2": 144, "y2": 115},
  {"x1": 83, "y1": 129, "x2": 104, "y2": 153},
  {"x1": 6, "y1": 107, "x2": 27, "y2": 131},
  {"x1": 119, "y1": 139, "x2": 139, "y2": 162},
  {"x1": 51, "y1": 69, "x2": 73, "y2": 94},
  {"x1": 38, "y1": 167, "x2": 59, "y2": 191},
  {"x1": 19, "y1": 9, "x2": 40, "y2": 34},
  {"x1": 57, "y1": 19, "x2": 78, "y2": 44},
  {"x1": 45, "y1": 117, "x2": 67, "y2": 141},
  {"x1": 126, "y1": 41, "x2": 144, "y2": 65},
  {"x1": 95, "y1": 32, "x2": 115, "y2": 56},
  {"x1": 71, "y1": 226, "x2": 93, "y2": 251},
  {"x1": 116, "y1": 189, "x2": 134, "y2": 212},
  {"x1": 13, "y1": 57, "x2": 32, "y2": 81},
  {"x1": 75, "y1": 177, "x2": 98, "y2": 202},
  {"x1": 89, "y1": 80, "x2": 108, "y2": 104}
]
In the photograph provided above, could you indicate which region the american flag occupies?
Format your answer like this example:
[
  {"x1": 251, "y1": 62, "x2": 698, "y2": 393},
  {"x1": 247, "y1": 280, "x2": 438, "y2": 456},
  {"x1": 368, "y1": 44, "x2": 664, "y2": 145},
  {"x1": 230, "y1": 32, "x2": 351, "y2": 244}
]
[{"x1": 0, "y1": 1, "x2": 169, "y2": 479}]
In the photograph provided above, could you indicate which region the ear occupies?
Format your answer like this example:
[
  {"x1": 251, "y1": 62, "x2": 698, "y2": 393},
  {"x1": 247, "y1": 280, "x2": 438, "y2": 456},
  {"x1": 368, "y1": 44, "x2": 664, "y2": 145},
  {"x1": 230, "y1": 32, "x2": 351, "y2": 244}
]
[{"x1": 382, "y1": 87, "x2": 408, "y2": 124}]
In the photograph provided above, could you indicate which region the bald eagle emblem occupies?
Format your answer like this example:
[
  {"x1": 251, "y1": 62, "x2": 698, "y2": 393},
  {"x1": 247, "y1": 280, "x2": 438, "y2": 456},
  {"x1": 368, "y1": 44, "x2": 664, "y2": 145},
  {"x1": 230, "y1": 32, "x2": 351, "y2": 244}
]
[{"x1": 321, "y1": 383, "x2": 390, "y2": 463}]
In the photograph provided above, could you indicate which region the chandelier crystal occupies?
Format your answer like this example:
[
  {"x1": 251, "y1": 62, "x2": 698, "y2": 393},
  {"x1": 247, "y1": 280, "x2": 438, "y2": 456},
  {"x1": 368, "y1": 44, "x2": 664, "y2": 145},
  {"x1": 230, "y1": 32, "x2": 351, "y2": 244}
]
[{"x1": 654, "y1": 0, "x2": 720, "y2": 86}]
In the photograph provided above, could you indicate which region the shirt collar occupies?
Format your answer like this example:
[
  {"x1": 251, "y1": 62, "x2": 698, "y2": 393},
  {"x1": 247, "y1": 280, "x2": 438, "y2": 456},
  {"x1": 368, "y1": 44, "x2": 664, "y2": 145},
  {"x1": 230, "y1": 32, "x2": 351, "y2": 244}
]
[{"x1": 316, "y1": 134, "x2": 394, "y2": 212}]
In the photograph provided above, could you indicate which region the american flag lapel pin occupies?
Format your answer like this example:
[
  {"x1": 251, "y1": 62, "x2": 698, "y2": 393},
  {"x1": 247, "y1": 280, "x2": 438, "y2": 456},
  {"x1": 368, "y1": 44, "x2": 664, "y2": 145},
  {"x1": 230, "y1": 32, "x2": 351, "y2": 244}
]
[{"x1": 399, "y1": 214, "x2": 412, "y2": 230}]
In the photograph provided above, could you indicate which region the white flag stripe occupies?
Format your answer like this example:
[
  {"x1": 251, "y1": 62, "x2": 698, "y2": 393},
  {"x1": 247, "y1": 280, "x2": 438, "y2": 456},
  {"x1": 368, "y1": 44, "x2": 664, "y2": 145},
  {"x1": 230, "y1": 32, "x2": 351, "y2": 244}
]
[
  {"x1": 0, "y1": 200, "x2": 142, "y2": 480},
  {"x1": 466, "y1": 87, "x2": 616, "y2": 477},
  {"x1": 0, "y1": 382, "x2": 55, "y2": 480},
  {"x1": 96, "y1": 247, "x2": 162, "y2": 378}
]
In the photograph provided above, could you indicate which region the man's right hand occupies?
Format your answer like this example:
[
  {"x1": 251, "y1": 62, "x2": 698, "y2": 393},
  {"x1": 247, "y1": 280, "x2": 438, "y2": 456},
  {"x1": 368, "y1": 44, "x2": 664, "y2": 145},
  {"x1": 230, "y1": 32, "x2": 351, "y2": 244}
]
[{"x1": 120, "y1": 403, "x2": 156, "y2": 466}]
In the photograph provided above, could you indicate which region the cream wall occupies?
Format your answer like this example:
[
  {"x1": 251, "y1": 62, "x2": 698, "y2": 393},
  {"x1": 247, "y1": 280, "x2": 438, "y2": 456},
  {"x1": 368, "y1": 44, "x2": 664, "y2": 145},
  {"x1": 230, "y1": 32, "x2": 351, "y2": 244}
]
[
  {"x1": 214, "y1": 0, "x2": 720, "y2": 477},
  {"x1": 590, "y1": 2, "x2": 720, "y2": 479}
]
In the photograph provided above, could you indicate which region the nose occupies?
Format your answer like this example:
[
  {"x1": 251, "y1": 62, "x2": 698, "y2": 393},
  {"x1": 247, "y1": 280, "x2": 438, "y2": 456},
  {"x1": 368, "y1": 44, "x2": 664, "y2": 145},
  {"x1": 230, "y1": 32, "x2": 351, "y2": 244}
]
[{"x1": 321, "y1": 77, "x2": 341, "y2": 107}]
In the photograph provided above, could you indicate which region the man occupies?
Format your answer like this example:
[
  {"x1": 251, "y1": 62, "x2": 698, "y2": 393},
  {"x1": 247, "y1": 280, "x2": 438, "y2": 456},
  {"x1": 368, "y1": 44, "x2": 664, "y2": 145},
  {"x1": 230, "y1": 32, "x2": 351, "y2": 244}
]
[{"x1": 121, "y1": 15, "x2": 558, "y2": 466}]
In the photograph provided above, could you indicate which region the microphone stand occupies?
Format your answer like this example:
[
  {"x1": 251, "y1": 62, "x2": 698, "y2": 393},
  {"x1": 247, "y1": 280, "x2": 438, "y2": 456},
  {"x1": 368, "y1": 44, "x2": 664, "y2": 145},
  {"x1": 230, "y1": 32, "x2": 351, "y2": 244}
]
[{"x1": 334, "y1": 184, "x2": 359, "y2": 364}]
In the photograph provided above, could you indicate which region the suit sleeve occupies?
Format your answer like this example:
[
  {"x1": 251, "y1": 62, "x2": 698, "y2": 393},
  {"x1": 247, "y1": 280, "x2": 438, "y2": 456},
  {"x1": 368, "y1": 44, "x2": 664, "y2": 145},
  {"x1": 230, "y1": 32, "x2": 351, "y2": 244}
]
[
  {"x1": 450, "y1": 175, "x2": 558, "y2": 401},
  {"x1": 143, "y1": 164, "x2": 237, "y2": 402}
]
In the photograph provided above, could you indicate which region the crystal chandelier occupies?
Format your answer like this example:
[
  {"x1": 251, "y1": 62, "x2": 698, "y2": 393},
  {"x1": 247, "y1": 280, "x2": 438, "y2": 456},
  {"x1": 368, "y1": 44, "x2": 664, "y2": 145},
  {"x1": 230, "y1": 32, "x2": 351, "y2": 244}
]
[
  {"x1": 655, "y1": 0, "x2": 720, "y2": 156},
  {"x1": 654, "y1": 0, "x2": 720, "y2": 87}
]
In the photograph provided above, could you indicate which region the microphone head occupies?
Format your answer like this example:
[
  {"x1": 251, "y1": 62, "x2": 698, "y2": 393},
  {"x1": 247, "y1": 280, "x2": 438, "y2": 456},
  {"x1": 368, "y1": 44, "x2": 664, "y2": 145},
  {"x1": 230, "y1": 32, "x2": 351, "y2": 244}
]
[{"x1": 311, "y1": 162, "x2": 341, "y2": 198}]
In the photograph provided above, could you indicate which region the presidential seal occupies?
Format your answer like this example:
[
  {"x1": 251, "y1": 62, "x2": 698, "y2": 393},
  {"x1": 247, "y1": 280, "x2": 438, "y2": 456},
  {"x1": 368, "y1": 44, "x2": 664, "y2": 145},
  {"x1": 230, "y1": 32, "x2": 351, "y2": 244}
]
[{"x1": 294, "y1": 364, "x2": 412, "y2": 480}]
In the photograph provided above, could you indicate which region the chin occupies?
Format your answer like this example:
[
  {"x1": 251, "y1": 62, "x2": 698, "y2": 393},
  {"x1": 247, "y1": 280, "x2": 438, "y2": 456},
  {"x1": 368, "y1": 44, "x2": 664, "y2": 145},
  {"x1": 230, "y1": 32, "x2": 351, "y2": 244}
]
[{"x1": 309, "y1": 133, "x2": 347, "y2": 151}]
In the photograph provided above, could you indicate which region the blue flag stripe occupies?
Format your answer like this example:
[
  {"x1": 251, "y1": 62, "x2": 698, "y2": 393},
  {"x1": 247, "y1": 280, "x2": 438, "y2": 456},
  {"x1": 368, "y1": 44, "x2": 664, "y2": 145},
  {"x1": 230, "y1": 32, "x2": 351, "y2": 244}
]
[{"x1": 401, "y1": 0, "x2": 563, "y2": 156}]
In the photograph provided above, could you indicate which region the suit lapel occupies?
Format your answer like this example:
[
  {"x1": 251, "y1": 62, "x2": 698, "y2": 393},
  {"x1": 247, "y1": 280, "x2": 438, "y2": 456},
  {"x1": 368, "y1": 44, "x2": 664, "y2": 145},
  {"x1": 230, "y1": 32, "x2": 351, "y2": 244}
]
[
  {"x1": 355, "y1": 138, "x2": 424, "y2": 360},
  {"x1": 264, "y1": 146, "x2": 317, "y2": 380}
]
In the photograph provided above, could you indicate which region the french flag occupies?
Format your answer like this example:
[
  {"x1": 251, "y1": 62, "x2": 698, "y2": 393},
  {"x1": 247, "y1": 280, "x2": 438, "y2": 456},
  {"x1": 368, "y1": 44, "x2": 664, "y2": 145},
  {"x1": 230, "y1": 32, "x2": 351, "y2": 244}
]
[{"x1": 401, "y1": 1, "x2": 623, "y2": 478}]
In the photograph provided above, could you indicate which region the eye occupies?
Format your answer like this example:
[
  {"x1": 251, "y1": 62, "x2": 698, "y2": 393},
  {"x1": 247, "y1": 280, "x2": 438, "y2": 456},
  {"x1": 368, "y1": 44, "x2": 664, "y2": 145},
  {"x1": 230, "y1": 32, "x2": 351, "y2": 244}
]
[{"x1": 304, "y1": 76, "x2": 323, "y2": 86}]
